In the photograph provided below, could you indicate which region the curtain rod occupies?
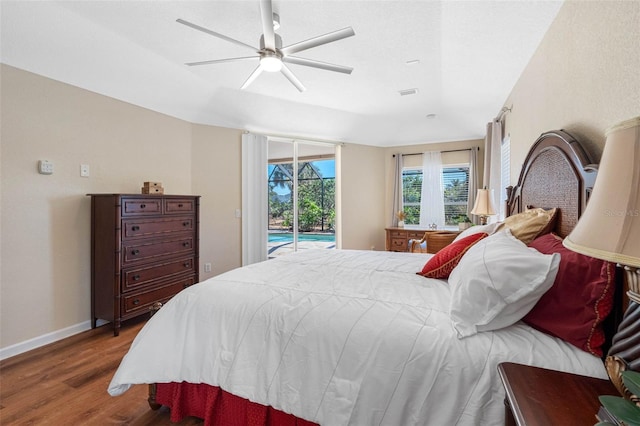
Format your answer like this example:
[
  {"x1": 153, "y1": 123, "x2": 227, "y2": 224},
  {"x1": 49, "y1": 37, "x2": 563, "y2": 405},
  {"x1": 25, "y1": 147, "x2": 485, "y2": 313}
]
[
  {"x1": 393, "y1": 147, "x2": 479, "y2": 157},
  {"x1": 495, "y1": 105, "x2": 513, "y2": 122}
]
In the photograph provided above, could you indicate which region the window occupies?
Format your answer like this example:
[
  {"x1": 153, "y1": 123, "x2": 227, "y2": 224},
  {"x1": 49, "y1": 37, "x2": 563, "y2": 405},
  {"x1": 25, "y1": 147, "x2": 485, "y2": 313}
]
[{"x1": 402, "y1": 164, "x2": 470, "y2": 226}]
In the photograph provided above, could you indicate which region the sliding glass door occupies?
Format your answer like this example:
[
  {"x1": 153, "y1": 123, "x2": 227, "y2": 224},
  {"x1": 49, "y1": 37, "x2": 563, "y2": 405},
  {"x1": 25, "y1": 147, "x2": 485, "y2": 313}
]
[{"x1": 267, "y1": 139, "x2": 336, "y2": 258}]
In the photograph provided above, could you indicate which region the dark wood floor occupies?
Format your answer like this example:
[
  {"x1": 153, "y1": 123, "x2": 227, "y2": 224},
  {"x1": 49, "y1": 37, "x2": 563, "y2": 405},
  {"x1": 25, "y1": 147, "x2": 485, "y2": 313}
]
[{"x1": 0, "y1": 317, "x2": 203, "y2": 425}]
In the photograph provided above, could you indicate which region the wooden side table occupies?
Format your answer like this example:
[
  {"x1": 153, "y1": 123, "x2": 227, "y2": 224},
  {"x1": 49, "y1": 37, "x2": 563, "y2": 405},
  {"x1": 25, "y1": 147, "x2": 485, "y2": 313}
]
[{"x1": 498, "y1": 362, "x2": 619, "y2": 426}]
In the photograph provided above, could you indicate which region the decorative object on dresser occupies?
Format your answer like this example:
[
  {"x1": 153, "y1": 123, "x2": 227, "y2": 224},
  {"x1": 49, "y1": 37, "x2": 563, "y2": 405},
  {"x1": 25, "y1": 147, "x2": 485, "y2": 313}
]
[
  {"x1": 563, "y1": 116, "x2": 640, "y2": 402},
  {"x1": 470, "y1": 187, "x2": 497, "y2": 225},
  {"x1": 89, "y1": 194, "x2": 200, "y2": 336},
  {"x1": 141, "y1": 181, "x2": 164, "y2": 194}
]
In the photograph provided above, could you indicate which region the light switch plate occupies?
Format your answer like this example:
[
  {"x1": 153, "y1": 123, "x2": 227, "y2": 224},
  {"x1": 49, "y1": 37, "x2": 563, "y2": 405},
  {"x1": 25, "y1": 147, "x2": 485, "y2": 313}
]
[{"x1": 38, "y1": 160, "x2": 54, "y2": 175}]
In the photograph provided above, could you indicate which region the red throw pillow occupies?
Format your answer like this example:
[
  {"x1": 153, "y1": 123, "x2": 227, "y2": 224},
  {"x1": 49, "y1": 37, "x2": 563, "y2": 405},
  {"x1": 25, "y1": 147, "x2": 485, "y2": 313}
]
[
  {"x1": 417, "y1": 233, "x2": 488, "y2": 279},
  {"x1": 525, "y1": 233, "x2": 615, "y2": 357}
]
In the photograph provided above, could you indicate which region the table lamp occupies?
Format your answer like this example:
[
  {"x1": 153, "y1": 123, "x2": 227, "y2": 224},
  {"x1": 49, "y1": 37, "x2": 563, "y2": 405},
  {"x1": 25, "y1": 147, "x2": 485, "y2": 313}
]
[
  {"x1": 470, "y1": 188, "x2": 497, "y2": 225},
  {"x1": 563, "y1": 116, "x2": 640, "y2": 400}
]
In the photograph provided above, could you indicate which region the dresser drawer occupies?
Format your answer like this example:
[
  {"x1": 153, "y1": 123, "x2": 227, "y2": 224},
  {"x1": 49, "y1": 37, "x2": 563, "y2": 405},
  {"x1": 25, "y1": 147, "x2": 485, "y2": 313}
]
[
  {"x1": 122, "y1": 257, "x2": 195, "y2": 291},
  {"x1": 390, "y1": 238, "x2": 407, "y2": 251},
  {"x1": 123, "y1": 236, "x2": 195, "y2": 264},
  {"x1": 164, "y1": 198, "x2": 196, "y2": 214},
  {"x1": 122, "y1": 278, "x2": 195, "y2": 316},
  {"x1": 123, "y1": 216, "x2": 194, "y2": 239},
  {"x1": 122, "y1": 198, "x2": 162, "y2": 216}
]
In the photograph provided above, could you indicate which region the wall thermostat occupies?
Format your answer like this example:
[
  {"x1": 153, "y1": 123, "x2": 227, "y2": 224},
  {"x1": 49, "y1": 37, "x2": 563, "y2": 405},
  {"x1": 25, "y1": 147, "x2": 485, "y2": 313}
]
[{"x1": 38, "y1": 160, "x2": 54, "y2": 175}]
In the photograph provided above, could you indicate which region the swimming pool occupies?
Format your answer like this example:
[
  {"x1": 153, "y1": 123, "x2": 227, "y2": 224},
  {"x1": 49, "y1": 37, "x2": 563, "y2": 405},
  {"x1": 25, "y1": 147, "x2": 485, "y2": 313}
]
[{"x1": 268, "y1": 232, "x2": 335, "y2": 243}]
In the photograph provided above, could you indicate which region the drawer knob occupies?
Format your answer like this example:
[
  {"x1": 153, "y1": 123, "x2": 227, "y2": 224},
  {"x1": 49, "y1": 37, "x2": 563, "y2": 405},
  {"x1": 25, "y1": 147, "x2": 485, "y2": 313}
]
[
  {"x1": 178, "y1": 203, "x2": 184, "y2": 208},
  {"x1": 182, "y1": 242, "x2": 190, "y2": 247},
  {"x1": 140, "y1": 204, "x2": 146, "y2": 209},
  {"x1": 131, "y1": 225, "x2": 140, "y2": 231},
  {"x1": 183, "y1": 262, "x2": 190, "y2": 268},
  {"x1": 133, "y1": 298, "x2": 140, "y2": 305},
  {"x1": 182, "y1": 221, "x2": 189, "y2": 226},
  {"x1": 132, "y1": 274, "x2": 141, "y2": 281},
  {"x1": 131, "y1": 249, "x2": 140, "y2": 255}
]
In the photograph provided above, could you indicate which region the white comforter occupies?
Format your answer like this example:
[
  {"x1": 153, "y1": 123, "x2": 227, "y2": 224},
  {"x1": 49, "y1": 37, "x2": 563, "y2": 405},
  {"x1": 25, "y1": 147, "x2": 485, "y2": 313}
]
[{"x1": 109, "y1": 249, "x2": 606, "y2": 425}]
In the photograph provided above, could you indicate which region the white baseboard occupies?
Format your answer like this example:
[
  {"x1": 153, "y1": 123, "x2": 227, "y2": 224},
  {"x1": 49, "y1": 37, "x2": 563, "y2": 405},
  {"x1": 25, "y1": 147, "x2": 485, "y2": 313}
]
[{"x1": 0, "y1": 320, "x2": 96, "y2": 360}]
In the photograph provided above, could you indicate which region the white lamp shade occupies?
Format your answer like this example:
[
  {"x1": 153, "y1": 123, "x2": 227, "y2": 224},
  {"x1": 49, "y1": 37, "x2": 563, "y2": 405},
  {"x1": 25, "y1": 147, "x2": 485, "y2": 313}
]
[
  {"x1": 471, "y1": 188, "x2": 497, "y2": 216},
  {"x1": 563, "y1": 116, "x2": 640, "y2": 267}
]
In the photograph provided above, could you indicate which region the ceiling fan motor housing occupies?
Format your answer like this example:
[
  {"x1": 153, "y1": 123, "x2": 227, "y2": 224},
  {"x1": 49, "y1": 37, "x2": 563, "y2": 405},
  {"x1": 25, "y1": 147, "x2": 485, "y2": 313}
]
[{"x1": 260, "y1": 33, "x2": 283, "y2": 51}]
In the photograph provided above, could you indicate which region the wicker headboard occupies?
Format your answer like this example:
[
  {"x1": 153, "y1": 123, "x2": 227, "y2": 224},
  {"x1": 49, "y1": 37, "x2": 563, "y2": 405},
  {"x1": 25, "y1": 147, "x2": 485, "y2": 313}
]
[
  {"x1": 505, "y1": 130, "x2": 598, "y2": 238},
  {"x1": 504, "y1": 130, "x2": 629, "y2": 357}
]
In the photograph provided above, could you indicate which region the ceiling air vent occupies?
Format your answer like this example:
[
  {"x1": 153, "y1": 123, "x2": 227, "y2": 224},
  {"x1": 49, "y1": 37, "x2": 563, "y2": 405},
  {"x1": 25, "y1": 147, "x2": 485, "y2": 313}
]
[{"x1": 398, "y1": 88, "x2": 419, "y2": 96}]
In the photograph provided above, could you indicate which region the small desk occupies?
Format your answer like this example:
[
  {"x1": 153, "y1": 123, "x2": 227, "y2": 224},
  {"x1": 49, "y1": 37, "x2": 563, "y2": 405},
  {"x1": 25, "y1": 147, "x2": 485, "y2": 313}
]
[
  {"x1": 498, "y1": 362, "x2": 619, "y2": 426},
  {"x1": 385, "y1": 227, "x2": 459, "y2": 252},
  {"x1": 385, "y1": 227, "x2": 430, "y2": 252}
]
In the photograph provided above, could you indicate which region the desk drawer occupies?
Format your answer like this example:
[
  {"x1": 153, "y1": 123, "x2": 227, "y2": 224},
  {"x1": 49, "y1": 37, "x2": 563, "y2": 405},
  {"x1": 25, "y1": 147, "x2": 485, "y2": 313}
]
[
  {"x1": 407, "y1": 230, "x2": 426, "y2": 239},
  {"x1": 390, "y1": 238, "x2": 407, "y2": 251}
]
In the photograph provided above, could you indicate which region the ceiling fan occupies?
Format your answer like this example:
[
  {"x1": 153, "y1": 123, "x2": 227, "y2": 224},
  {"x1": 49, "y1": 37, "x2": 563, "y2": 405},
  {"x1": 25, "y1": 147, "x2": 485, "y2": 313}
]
[{"x1": 177, "y1": 0, "x2": 355, "y2": 92}]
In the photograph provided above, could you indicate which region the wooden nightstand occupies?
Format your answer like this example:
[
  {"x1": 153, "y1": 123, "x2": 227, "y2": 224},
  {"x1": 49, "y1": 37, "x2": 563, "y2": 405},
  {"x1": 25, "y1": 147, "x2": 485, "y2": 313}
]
[{"x1": 498, "y1": 362, "x2": 619, "y2": 426}]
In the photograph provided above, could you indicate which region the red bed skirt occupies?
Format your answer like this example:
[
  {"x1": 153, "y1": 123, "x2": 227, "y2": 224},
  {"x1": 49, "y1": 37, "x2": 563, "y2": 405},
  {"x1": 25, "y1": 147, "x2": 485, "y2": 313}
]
[{"x1": 155, "y1": 382, "x2": 318, "y2": 426}]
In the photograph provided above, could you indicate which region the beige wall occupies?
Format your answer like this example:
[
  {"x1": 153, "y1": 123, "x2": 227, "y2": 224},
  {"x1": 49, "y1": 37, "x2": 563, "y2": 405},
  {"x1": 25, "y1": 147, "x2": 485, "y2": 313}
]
[
  {"x1": 191, "y1": 124, "x2": 243, "y2": 278},
  {"x1": 0, "y1": 65, "x2": 241, "y2": 352},
  {"x1": 339, "y1": 143, "x2": 387, "y2": 251},
  {"x1": 503, "y1": 0, "x2": 640, "y2": 178}
]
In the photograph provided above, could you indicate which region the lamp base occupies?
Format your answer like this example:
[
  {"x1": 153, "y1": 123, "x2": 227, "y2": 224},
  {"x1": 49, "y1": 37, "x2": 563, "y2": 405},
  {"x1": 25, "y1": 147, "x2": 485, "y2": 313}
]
[
  {"x1": 604, "y1": 266, "x2": 640, "y2": 404},
  {"x1": 479, "y1": 216, "x2": 488, "y2": 226},
  {"x1": 624, "y1": 265, "x2": 640, "y2": 304}
]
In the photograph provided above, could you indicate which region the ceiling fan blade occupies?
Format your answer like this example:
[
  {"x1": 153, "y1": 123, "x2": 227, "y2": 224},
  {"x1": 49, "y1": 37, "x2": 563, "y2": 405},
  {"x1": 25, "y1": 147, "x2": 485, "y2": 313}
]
[
  {"x1": 280, "y1": 64, "x2": 306, "y2": 92},
  {"x1": 259, "y1": 0, "x2": 276, "y2": 50},
  {"x1": 280, "y1": 27, "x2": 355, "y2": 56},
  {"x1": 241, "y1": 65, "x2": 264, "y2": 90},
  {"x1": 186, "y1": 56, "x2": 258, "y2": 66},
  {"x1": 177, "y1": 18, "x2": 258, "y2": 52},
  {"x1": 283, "y1": 56, "x2": 353, "y2": 74}
]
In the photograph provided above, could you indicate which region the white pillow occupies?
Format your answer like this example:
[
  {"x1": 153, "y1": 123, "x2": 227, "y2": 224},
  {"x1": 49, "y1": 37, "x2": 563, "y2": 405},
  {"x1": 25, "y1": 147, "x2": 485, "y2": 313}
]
[
  {"x1": 452, "y1": 222, "x2": 503, "y2": 242},
  {"x1": 448, "y1": 229, "x2": 560, "y2": 338}
]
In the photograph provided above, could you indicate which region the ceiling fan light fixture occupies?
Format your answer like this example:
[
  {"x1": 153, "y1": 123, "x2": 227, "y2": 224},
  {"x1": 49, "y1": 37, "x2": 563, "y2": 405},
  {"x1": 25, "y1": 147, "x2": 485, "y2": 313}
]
[{"x1": 260, "y1": 51, "x2": 282, "y2": 72}]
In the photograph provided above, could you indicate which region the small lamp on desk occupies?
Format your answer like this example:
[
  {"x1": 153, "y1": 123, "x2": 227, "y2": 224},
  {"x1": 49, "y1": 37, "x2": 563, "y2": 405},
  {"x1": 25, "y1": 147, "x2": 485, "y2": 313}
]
[
  {"x1": 563, "y1": 116, "x2": 640, "y2": 400},
  {"x1": 470, "y1": 188, "x2": 497, "y2": 225}
]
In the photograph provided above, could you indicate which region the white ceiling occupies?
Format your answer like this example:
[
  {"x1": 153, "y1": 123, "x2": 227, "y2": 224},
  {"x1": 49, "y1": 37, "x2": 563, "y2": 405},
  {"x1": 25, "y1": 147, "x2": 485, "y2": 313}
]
[{"x1": 0, "y1": 0, "x2": 563, "y2": 147}]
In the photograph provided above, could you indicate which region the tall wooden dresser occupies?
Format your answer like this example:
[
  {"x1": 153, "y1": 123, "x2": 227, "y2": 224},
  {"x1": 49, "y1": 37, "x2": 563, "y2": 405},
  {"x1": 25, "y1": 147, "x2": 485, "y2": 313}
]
[{"x1": 89, "y1": 194, "x2": 200, "y2": 335}]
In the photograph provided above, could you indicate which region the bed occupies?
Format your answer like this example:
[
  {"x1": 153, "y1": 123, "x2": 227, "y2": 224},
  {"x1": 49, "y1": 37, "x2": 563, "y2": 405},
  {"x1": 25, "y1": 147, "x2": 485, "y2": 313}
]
[{"x1": 108, "y1": 130, "x2": 626, "y2": 425}]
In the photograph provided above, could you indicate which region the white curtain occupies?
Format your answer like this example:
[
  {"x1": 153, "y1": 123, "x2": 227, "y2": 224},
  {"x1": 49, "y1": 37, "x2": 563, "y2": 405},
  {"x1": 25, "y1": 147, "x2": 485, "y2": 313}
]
[
  {"x1": 241, "y1": 132, "x2": 268, "y2": 265},
  {"x1": 419, "y1": 151, "x2": 445, "y2": 228},
  {"x1": 482, "y1": 121, "x2": 502, "y2": 218},
  {"x1": 467, "y1": 147, "x2": 480, "y2": 224},
  {"x1": 391, "y1": 154, "x2": 403, "y2": 226}
]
